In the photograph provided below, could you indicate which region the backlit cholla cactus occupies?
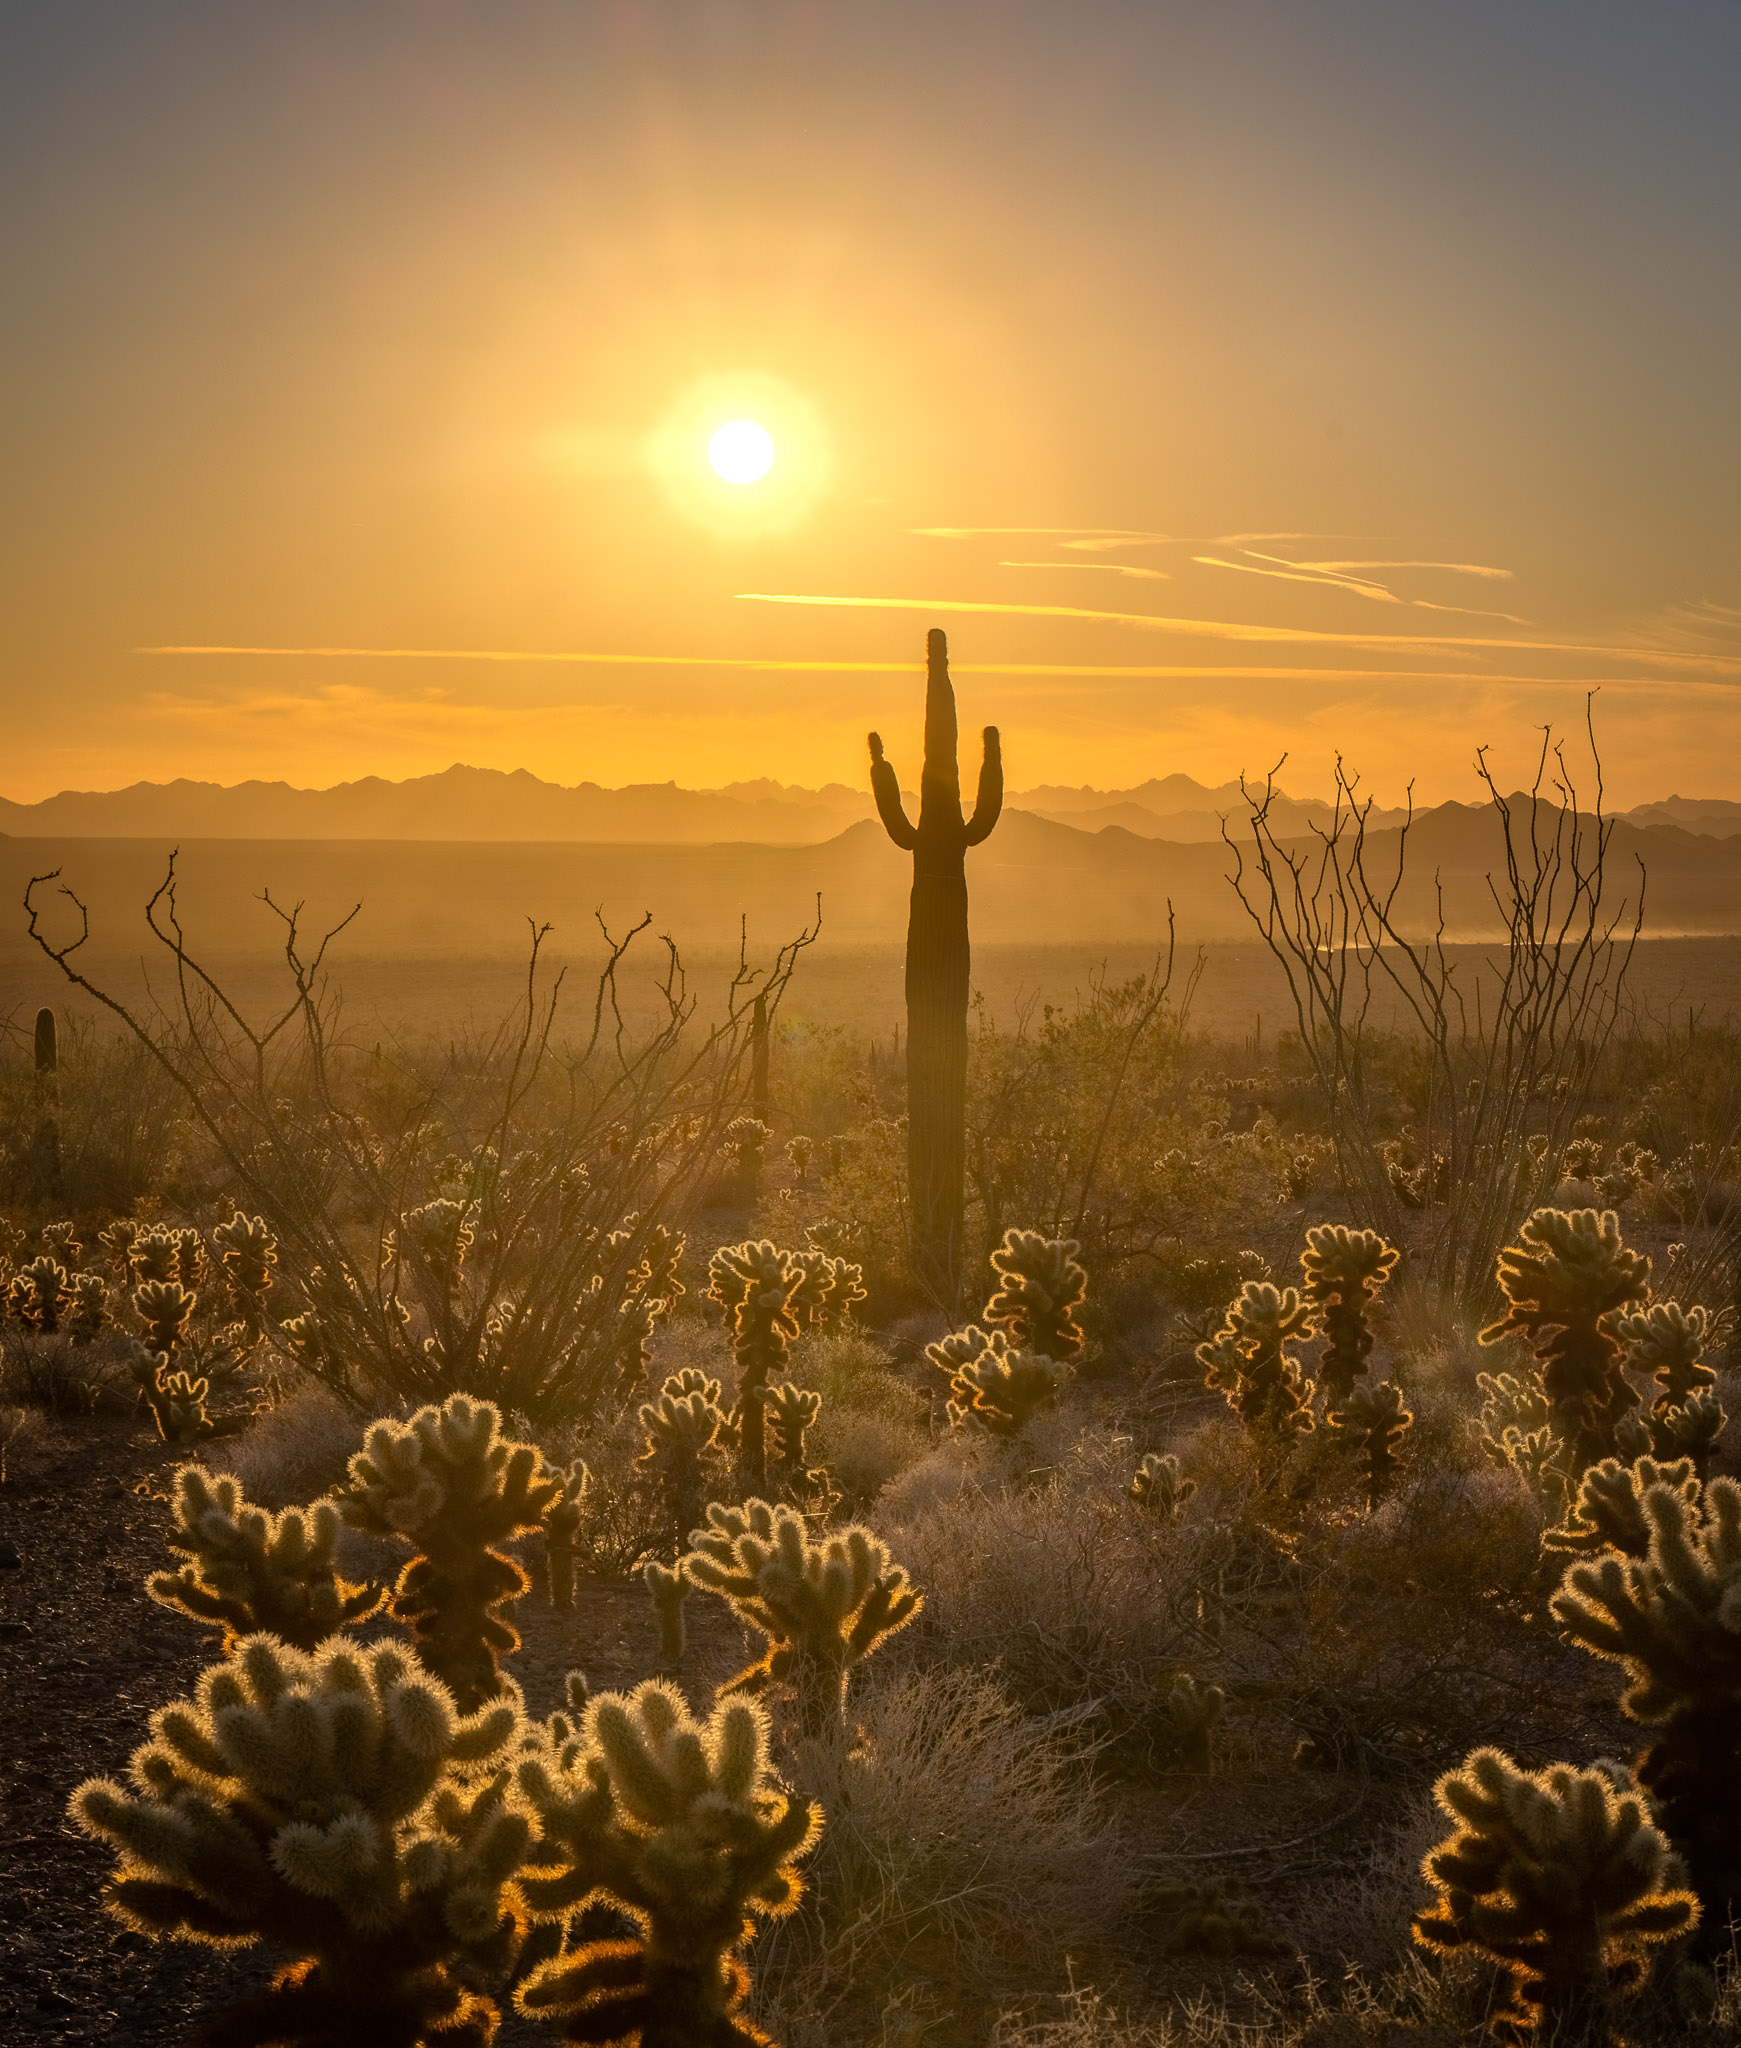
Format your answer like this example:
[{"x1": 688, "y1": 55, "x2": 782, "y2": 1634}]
[
  {"x1": 147, "y1": 1464, "x2": 385, "y2": 1650},
  {"x1": 764, "y1": 1382, "x2": 832, "y2": 1506},
  {"x1": 683, "y1": 1498, "x2": 922, "y2": 1731},
  {"x1": 934, "y1": 1323, "x2": 1070, "y2": 1437},
  {"x1": 1327, "y1": 1379, "x2": 1414, "y2": 1509},
  {"x1": 1477, "y1": 1366, "x2": 1577, "y2": 1515},
  {"x1": 1412, "y1": 1747, "x2": 1697, "y2": 2041},
  {"x1": 542, "y1": 1462, "x2": 587, "y2": 1610},
  {"x1": 133, "y1": 1352, "x2": 232, "y2": 1445},
  {"x1": 130, "y1": 1228, "x2": 183, "y2": 1286},
  {"x1": 335, "y1": 1394, "x2": 562, "y2": 1713},
  {"x1": 40, "y1": 1219, "x2": 82, "y2": 1268},
  {"x1": 784, "y1": 1134, "x2": 814, "y2": 1183},
  {"x1": 1197, "y1": 1282, "x2": 1316, "y2": 1440},
  {"x1": 1617, "y1": 1388, "x2": 1727, "y2": 1479},
  {"x1": 213, "y1": 1210, "x2": 278, "y2": 1342},
  {"x1": 787, "y1": 1249, "x2": 866, "y2": 1331},
  {"x1": 1543, "y1": 1456, "x2": 1701, "y2": 1559},
  {"x1": 643, "y1": 1559, "x2": 689, "y2": 1677},
  {"x1": 515, "y1": 1680, "x2": 818, "y2": 2046},
  {"x1": 639, "y1": 1367, "x2": 728, "y2": 1553},
  {"x1": 707, "y1": 1240, "x2": 803, "y2": 1492},
  {"x1": 66, "y1": 1270, "x2": 109, "y2": 1341},
  {"x1": 984, "y1": 1228, "x2": 1087, "y2": 1363},
  {"x1": 1299, "y1": 1223, "x2": 1399, "y2": 1403},
  {"x1": 1154, "y1": 1673, "x2": 1224, "y2": 1772},
  {"x1": 724, "y1": 1116, "x2": 772, "y2": 1191},
  {"x1": 71, "y1": 1635, "x2": 530, "y2": 2048},
  {"x1": 1616, "y1": 1300, "x2": 1724, "y2": 1410},
  {"x1": 1131, "y1": 1451, "x2": 1196, "y2": 1518},
  {"x1": 1481, "y1": 1208, "x2": 1651, "y2": 1471},
  {"x1": 8, "y1": 1254, "x2": 67, "y2": 1332},
  {"x1": 1552, "y1": 1472, "x2": 1741, "y2": 1935},
  {"x1": 99, "y1": 1216, "x2": 138, "y2": 1278},
  {"x1": 133, "y1": 1275, "x2": 196, "y2": 1354}
]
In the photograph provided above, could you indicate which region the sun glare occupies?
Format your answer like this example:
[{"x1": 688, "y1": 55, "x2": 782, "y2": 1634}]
[{"x1": 709, "y1": 419, "x2": 775, "y2": 485}]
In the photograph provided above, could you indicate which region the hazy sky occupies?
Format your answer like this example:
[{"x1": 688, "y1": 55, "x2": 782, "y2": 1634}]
[{"x1": 5, "y1": 1, "x2": 1741, "y2": 806}]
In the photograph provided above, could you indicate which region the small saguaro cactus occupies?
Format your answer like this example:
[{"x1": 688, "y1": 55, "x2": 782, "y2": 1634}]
[
  {"x1": 335, "y1": 1393, "x2": 563, "y2": 1713},
  {"x1": 1299, "y1": 1223, "x2": 1400, "y2": 1402},
  {"x1": 1551, "y1": 1472, "x2": 1741, "y2": 1935},
  {"x1": 515, "y1": 1680, "x2": 819, "y2": 2046},
  {"x1": 1481, "y1": 1207, "x2": 1651, "y2": 1471},
  {"x1": 1327, "y1": 1379, "x2": 1414, "y2": 1509},
  {"x1": 30, "y1": 1005, "x2": 60, "y2": 1195},
  {"x1": 1197, "y1": 1281, "x2": 1317, "y2": 1440},
  {"x1": 639, "y1": 1367, "x2": 729, "y2": 1551},
  {"x1": 213, "y1": 1209, "x2": 278, "y2": 1342},
  {"x1": 868, "y1": 628, "x2": 1003, "y2": 1304},
  {"x1": 683, "y1": 1497, "x2": 922, "y2": 1731},
  {"x1": 71, "y1": 1635, "x2": 531, "y2": 2048},
  {"x1": 147, "y1": 1463, "x2": 385, "y2": 1649},
  {"x1": 707, "y1": 1239, "x2": 803, "y2": 1493},
  {"x1": 1412, "y1": 1746, "x2": 1698, "y2": 2040},
  {"x1": 933, "y1": 1322, "x2": 1070, "y2": 1437},
  {"x1": 984, "y1": 1228, "x2": 1088, "y2": 1362},
  {"x1": 1131, "y1": 1451, "x2": 1197, "y2": 1518}
]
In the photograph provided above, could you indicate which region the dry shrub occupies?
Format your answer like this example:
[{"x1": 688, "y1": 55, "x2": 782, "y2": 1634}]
[
  {"x1": 754, "y1": 1664, "x2": 1129, "y2": 2038},
  {"x1": 212, "y1": 1372, "x2": 359, "y2": 1507}
]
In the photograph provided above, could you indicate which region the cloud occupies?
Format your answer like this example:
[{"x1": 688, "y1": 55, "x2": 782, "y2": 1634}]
[
  {"x1": 1192, "y1": 553, "x2": 1405, "y2": 602},
  {"x1": 1295, "y1": 559, "x2": 1515, "y2": 580},
  {"x1": 999, "y1": 559, "x2": 1170, "y2": 580}
]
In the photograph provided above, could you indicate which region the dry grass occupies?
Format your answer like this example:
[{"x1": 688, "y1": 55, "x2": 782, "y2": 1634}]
[{"x1": 211, "y1": 1371, "x2": 360, "y2": 1506}]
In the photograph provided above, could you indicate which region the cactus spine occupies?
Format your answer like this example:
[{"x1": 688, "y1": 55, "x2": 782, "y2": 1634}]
[
  {"x1": 1412, "y1": 1746, "x2": 1697, "y2": 2039},
  {"x1": 868, "y1": 628, "x2": 1002, "y2": 1302}
]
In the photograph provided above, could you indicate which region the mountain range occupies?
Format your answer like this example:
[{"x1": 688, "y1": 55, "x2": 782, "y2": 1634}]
[{"x1": 6, "y1": 764, "x2": 1740, "y2": 844}]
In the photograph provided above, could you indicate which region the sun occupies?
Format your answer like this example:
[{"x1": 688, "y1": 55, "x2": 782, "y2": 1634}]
[{"x1": 708, "y1": 418, "x2": 775, "y2": 485}]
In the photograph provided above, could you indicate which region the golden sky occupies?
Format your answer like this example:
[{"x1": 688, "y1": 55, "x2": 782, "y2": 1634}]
[{"x1": 5, "y1": 2, "x2": 1741, "y2": 808}]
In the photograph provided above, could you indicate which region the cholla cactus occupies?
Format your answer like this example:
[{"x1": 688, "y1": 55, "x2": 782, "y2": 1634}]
[
  {"x1": 724, "y1": 1115, "x2": 772, "y2": 1189},
  {"x1": 66, "y1": 1270, "x2": 109, "y2": 1341},
  {"x1": 1615, "y1": 1300, "x2": 1724, "y2": 1410},
  {"x1": 1481, "y1": 1208, "x2": 1651, "y2": 1471},
  {"x1": 133, "y1": 1275, "x2": 196, "y2": 1354},
  {"x1": 335, "y1": 1394, "x2": 563, "y2": 1712},
  {"x1": 639, "y1": 1367, "x2": 728, "y2": 1551},
  {"x1": 1299, "y1": 1224, "x2": 1399, "y2": 1402},
  {"x1": 515, "y1": 1680, "x2": 818, "y2": 2044},
  {"x1": 71, "y1": 1635, "x2": 530, "y2": 2046},
  {"x1": 130, "y1": 1228, "x2": 182, "y2": 1285},
  {"x1": 1148, "y1": 1881, "x2": 1292, "y2": 1960},
  {"x1": 787, "y1": 1248, "x2": 867, "y2": 1330},
  {"x1": 172, "y1": 1226, "x2": 211, "y2": 1290},
  {"x1": 1197, "y1": 1281, "x2": 1316, "y2": 1439},
  {"x1": 1131, "y1": 1451, "x2": 1196, "y2": 1518},
  {"x1": 1154, "y1": 1673, "x2": 1224, "y2": 1772},
  {"x1": 1552, "y1": 1473, "x2": 1741, "y2": 1931},
  {"x1": 543, "y1": 1462, "x2": 587, "y2": 1610},
  {"x1": 683, "y1": 1497, "x2": 922, "y2": 1730},
  {"x1": 99, "y1": 1216, "x2": 139, "y2": 1277},
  {"x1": 935, "y1": 1323, "x2": 1070, "y2": 1436},
  {"x1": 1327, "y1": 1379, "x2": 1413, "y2": 1509},
  {"x1": 8, "y1": 1254, "x2": 67, "y2": 1332},
  {"x1": 1412, "y1": 1746, "x2": 1697, "y2": 2040},
  {"x1": 131, "y1": 1351, "x2": 231, "y2": 1444},
  {"x1": 1617, "y1": 1388, "x2": 1727, "y2": 1480},
  {"x1": 984, "y1": 1228, "x2": 1087, "y2": 1362},
  {"x1": 40, "y1": 1220, "x2": 82, "y2": 1268},
  {"x1": 147, "y1": 1464, "x2": 385, "y2": 1649},
  {"x1": 213, "y1": 1210, "x2": 278, "y2": 1341},
  {"x1": 707, "y1": 1240, "x2": 802, "y2": 1491},
  {"x1": 1543, "y1": 1456, "x2": 1701, "y2": 1560},
  {"x1": 1478, "y1": 1367, "x2": 1554, "y2": 1454},
  {"x1": 643, "y1": 1559, "x2": 688, "y2": 1676},
  {"x1": 785, "y1": 1134, "x2": 814, "y2": 1182}
]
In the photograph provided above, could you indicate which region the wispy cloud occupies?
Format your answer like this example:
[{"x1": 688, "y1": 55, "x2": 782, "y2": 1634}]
[
  {"x1": 1296, "y1": 559, "x2": 1515, "y2": 580},
  {"x1": 1193, "y1": 550, "x2": 1530, "y2": 623},
  {"x1": 999, "y1": 559, "x2": 1170, "y2": 581}
]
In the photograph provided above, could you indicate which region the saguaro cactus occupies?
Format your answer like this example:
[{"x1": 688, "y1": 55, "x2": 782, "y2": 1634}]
[{"x1": 868, "y1": 628, "x2": 1002, "y2": 1302}]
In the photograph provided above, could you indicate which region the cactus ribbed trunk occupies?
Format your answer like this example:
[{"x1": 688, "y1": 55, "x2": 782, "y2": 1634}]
[{"x1": 869, "y1": 631, "x2": 1001, "y2": 1305}]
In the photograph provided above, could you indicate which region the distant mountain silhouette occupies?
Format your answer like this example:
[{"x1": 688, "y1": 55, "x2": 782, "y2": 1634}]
[{"x1": 1, "y1": 762, "x2": 1735, "y2": 848}]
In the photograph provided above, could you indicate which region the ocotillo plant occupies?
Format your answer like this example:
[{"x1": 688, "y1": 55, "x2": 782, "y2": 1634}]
[
  {"x1": 1299, "y1": 1223, "x2": 1399, "y2": 1402},
  {"x1": 515, "y1": 1680, "x2": 818, "y2": 2045},
  {"x1": 1412, "y1": 1746, "x2": 1697, "y2": 2040},
  {"x1": 868, "y1": 628, "x2": 1002, "y2": 1302},
  {"x1": 1552, "y1": 1472, "x2": 1741, "y2": 1937},
  {"x1": 147, "y1": 1464, "x2": 385, "y2": 1649},
  {"x1": 683, "y1": 1497, "x2": 922, "y2": 1731},
  {"x1": 70, "y1": 1635, "x2": 530, "y2": 2048},
  {"x1": 984, "y1": 1228, "x2": 1088, "y2": 1362},
  {"x1": 1481, "y1": 1207, "x2": 1650, "y2": 1471},
  {"x1": 335, "y1": 1393, "x2": 563, "y2": 1712},
  {"x1": 707, "y1": 1239, "x2": 803, "y2": 1492}
]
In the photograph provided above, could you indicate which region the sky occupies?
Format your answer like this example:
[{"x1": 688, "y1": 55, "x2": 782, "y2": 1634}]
[{"x1": 4, "y1": 0, "x2": 1741, "y2": 808}]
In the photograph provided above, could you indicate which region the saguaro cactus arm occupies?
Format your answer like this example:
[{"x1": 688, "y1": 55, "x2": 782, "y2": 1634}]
[
  {"x1": 963, "y1": 724, "x2": 1003, "y2": 845},
  {"x1": 866, "y1": 733, "x2": 919, "y2": 850}
]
